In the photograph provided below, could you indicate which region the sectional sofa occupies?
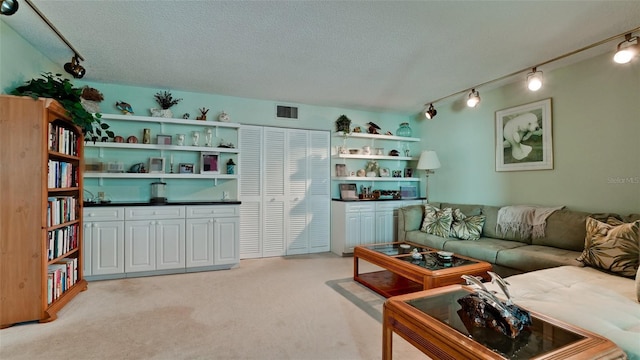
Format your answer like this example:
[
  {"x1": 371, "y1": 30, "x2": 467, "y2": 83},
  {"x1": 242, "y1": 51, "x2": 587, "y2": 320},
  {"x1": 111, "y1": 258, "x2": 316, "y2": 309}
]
[{"x1": 397, "y1": 202, "x2": 640, "y2": 359}]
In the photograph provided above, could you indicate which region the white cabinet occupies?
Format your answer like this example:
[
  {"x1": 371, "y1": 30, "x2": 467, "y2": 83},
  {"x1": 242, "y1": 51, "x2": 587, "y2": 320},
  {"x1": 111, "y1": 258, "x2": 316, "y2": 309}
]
[
  {"x1": 83, "y1": 207, "x2": 125, "y2": 279},
  {"x1": 331, "y1": 200, "x2": 424, "y2": 255},
  {"x1": 239, "y1": 126, "x2": 330, "y2": 259},
  {"x1": 186, "y1": 205, "x2": 240, "y2": 268}
]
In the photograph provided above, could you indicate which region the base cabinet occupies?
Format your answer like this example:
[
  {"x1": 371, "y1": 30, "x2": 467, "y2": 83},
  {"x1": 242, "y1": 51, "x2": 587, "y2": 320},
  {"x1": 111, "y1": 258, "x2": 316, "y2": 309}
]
[
  {"x1": 84, "y1": 204, "x2": 239, "y2": 280},
  {"x1": 331, "y1": 200, "x2": 424, "y2": 256}
]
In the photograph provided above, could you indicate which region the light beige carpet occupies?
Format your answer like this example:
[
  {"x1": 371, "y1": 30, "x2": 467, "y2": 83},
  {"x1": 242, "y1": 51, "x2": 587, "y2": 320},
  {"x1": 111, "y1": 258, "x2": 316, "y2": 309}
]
[{"x1": 0, "y1": 253, "x2": 426, "y2": 359}]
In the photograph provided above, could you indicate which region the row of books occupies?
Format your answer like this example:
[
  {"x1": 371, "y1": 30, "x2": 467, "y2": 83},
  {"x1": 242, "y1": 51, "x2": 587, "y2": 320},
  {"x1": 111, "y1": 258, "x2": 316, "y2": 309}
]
[
  {"x1": 48, "y1": 160, "x2": 78, "y2": 188},
  {"x1": 47, "y1": 196, "x2": 78, "y2": 227},
  {"x1": 49, "y1": 122, "x2": 78, "y2": 156},
  {"x1": 47, "y1": 224, "x2": 79, "y2": 261},
  {"x1": 47, "y1": 257, "x2": 78, "y2": 305}
]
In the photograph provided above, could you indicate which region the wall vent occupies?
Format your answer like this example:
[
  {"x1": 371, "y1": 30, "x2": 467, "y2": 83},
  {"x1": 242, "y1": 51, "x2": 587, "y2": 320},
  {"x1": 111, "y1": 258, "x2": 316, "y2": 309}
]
[{"x1": 276, "y1": 105, "x2": 298, "y2": 120}]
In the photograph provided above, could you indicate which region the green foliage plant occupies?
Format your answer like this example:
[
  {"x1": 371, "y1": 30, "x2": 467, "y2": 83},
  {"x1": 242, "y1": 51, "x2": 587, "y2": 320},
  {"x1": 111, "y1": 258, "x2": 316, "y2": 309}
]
[{"x1": 10, "y1": 72, "x2": 113, "y2": 139}]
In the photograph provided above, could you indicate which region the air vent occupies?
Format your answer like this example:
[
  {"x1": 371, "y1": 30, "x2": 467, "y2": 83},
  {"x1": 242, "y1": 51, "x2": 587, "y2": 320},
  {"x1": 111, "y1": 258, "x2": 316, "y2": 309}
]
[{"x1": 276, "y1": 105, "x2": 298, "y2": 120}]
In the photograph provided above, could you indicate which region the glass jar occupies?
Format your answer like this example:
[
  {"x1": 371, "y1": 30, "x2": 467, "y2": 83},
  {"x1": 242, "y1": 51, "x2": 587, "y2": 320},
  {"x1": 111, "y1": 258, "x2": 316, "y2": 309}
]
[{"x1": 396, "y1": 122, "x2": 412, "y2": 137}]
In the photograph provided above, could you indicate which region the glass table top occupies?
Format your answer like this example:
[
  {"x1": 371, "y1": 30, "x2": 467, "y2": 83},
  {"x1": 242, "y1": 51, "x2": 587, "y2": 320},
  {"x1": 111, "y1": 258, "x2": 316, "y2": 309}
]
[
  {"x1": 406, "y1": 289, "x2": 584, "y2": 360},
  {"x1": 364, "y1": 242, "x2": 430, "y2": 256}
]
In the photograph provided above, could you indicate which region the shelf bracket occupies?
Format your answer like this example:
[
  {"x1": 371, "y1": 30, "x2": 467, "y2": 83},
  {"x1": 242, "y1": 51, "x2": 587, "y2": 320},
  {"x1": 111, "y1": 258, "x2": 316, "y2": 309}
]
[{"x1": 213, "y1": 178, "x2": 218, "y2": 187}]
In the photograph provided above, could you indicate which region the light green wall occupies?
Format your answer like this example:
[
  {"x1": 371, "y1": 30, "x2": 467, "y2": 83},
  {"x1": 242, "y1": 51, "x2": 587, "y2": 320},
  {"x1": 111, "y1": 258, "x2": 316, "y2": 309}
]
[
  {"x1": 421, "y1": 52, "x2": 639, "y2": 214},
  {"x1": 0, "y1": 20, "x2": 62, "y2": 93}
]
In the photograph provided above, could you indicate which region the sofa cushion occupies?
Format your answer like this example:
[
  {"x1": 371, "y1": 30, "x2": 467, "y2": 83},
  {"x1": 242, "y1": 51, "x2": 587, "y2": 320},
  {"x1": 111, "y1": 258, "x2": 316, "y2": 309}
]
[
  {"x1": 399, "y1": 205, "x2": 425, "y2": 232},
  {"x1": 495, "y1": 245, "x2": 583, "y2": 272},
  {"x1": 439, "y1": 203, "x2": 483, "y2": 217},
  {"x1": 531, "y1": 209, "x2": 589, "y2": 251},
  {"x1": 636, "y1": 266, "x2": 640, "y2": 303},
  {"x1": 405, "y1": 230, "x2": 449, "y2": 249},
  {"x1": 450, "y1": 208, "x2": 486, "y2": 241},
  {"x1": 481, "y1": 205, "x2": 532, "y2": 244},
  {"x1": 420, "y1": 205, "x2": 453, "y2": 237},
  {"x1": 442, "y1": 237, "x2": 527, "y2": 264},
  {"x1": 577, "y1": 217, "x2": 640, "y2": 278}
]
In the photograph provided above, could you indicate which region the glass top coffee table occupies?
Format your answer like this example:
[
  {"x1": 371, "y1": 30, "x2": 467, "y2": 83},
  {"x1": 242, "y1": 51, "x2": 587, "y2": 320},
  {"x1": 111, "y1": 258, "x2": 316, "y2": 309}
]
[
  {"x1": 354, "y1": 241, "x2": 492, "y2": 298},
  {"x1": 382, "y1": 285, "x2": 625, "y2": 359}
]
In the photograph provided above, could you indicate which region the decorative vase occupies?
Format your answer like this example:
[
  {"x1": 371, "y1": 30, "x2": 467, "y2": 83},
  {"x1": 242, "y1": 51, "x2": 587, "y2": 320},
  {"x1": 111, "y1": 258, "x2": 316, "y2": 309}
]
[
  {"x1": 150, "y1": 108, "x2": 173, "y2": 118},
  {"x1": 396, "y1": 122, "x2": 412, "y2": 137}
]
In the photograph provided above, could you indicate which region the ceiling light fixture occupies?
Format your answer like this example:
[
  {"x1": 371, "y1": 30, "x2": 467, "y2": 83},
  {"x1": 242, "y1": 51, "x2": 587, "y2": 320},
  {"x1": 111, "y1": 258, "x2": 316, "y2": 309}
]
[
  {"x1": 424, "y1": 104, "x2": 437, "y2": 119},
  {"x1": 466, "y1": 89, "x2": 480, "y2": 108},
  {"x1": 64, "y1": 55, "x2": 86, "y2": 79},
  {"x1": 613, "y1": 33, "x2": 638, "y2": 64},
  {"x1": 0, "y1": 0, "x2": 18, "y2": 15},
  {"x1": 24, "y1": 0, "x2": 86, "y2": 76},
  {"x1": 422, "y1": 26, "x2": 639, "y2": 115},
  {"x1": 526, "y1": 67, "x2": 543, "y2": 91}
]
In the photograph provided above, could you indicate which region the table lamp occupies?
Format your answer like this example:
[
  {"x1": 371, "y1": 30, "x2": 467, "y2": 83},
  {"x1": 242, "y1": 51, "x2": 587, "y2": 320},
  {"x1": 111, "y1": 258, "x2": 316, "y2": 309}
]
[{"x1": 416, "y1": 150, "x2": 441, "y2": 203}]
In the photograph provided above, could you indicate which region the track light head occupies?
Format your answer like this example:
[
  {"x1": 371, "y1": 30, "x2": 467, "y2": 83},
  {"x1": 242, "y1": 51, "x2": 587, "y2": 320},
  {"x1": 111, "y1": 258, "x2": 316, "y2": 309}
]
[
  {"x1": 0, "y1": 0, "x2": 18, "y2": 16},
  {"x1": 64, "y1": 55, "x2": 86, "y2": 79},
  {"x1": 614, "y1": 33, "x2": 638, "y2": 64},
  {"x1": 526, "y1": 67, "x2": 543, "y2": 91},
  {"x1": 466, "y1": 89, "x2": 480, "y2": 108},
  {"x1": 424, "y1": 104, "x2": 437, "y2": 119}
]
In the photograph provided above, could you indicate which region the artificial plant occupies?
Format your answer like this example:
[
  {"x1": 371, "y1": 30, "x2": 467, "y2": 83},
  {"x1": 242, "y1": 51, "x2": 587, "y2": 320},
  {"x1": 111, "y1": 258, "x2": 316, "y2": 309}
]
[{"x1": 154, "y1": 91, "x2": 182, "y2": 109}]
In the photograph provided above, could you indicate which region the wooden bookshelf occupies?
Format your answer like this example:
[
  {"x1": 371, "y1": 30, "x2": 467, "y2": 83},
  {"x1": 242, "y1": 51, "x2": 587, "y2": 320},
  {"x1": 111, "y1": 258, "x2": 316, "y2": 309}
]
[{"x1": 0, "y1": 95, "x2": 87, "y2": 328}]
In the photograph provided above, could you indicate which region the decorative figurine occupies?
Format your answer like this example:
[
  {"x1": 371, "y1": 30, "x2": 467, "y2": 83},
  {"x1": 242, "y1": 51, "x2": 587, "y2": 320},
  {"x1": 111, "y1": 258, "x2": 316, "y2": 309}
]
[
  {"x1": 335, "y1": 114, "x2": 351, "y2": 133},
  {"x1": 226, "y1": 159, "x2": 236, "y2": 174},
  {"x1": 115, "y1": 101, "x2": 134, "y2": 115},
  {"x1": 218, "y1": 111, "x2": 230, "y2": 122},
  {"x1": 367, "y1": 122, "x2": 381, "y2": 134},
  {"x1": 182, "y1": 113, "x2": 190, "y2": 119},
  {"x1": 196, "y1": 108, "x2": 209, "y2": 121},
  {"x1": 204, "y1": 128, "x2": 213, "y2": 147},
  {"x1": 176, "y1": 134, "x2": 185, "y2": 146},
  {"x1": 192, "y1": 131, "x2": 200, "y2": 146}
]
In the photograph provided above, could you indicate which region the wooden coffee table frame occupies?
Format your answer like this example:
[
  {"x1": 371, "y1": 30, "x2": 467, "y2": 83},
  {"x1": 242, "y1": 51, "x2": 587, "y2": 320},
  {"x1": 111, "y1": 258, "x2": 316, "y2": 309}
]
[
  {"x1": 354, "y1": 241, "x2": 492, "y2": 298},
  {"x1": 383, "y1": 285, "x2": 626, "y2": 360}
]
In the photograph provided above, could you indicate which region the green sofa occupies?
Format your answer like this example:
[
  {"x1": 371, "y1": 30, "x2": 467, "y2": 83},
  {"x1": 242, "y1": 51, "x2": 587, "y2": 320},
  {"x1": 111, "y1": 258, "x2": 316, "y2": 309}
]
[{"x1": 397, "y1": 202, "x2": 637, "y2": 277}]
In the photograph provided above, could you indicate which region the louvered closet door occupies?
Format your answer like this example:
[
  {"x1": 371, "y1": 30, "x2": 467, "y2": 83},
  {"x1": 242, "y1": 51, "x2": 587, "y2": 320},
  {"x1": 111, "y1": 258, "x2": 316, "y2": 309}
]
[
  {"x1": 307, "y1": 130, "x2": 330, "y2": 253},
  {"x1": 239, "y1": 125, "x2": 263, "y2": 259},
  {"x1": 286, "y1": 129, "x2": 309, "y2": 255},
  {"x1": 262, "y1": 128, "x2": 287, "y2": 257}
]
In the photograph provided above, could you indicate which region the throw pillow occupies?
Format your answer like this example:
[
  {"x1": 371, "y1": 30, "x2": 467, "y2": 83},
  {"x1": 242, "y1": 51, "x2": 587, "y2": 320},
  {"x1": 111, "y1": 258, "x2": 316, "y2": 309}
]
[
  {"x1": 451, "y1": 208, "x2": 486, "y2": 241},
  {"x1": 420, "y1": 205, "x2": 453, "y2": 237},
  {"x1": 636, "y1": 266, "x2": 640, "y2": 303},
  {"x1": 577, "y1": 217, "x2": 639, "y2": 278}
]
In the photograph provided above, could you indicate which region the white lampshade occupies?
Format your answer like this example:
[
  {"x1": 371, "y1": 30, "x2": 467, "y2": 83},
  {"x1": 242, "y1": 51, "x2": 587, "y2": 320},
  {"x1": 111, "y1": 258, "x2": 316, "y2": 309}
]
[{"x1": 417, "y1": 151, "x2": 441, "y2": 170}]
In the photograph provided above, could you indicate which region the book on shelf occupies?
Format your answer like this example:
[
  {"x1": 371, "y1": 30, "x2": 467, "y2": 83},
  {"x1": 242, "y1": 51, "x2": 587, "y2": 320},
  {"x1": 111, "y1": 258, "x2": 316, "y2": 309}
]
[
  {"x1": 46, "y1": 258, "x2": 78, "y2": 304},
  {"x1": 47, "y1": 224, "x2": 79, "y2": 260},
  {"x1": 49, "y1": 122, "x2": 78, "y2": 156},
  {"x1": 47, "y1": 160, "x2": 78, "y2": 188},
  {"x1": 47, "y1": 196, "x2": 77, "y2": 227}
]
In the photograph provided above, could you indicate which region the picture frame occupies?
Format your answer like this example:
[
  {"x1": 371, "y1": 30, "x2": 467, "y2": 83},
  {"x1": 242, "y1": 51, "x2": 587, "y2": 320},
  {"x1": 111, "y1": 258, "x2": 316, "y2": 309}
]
[
  {"x1": 379, "y1": 168, "x2": 390, "y2": 177},
  {"x1": 392, "y1": 170, "x2": 402, "y2": 178},
  {"x1": 400, "y1": 186, "x2": 418, "y2": 199},
  {"x1": 179, "y1": 163, "x2": 194, "y2": 174},
  {"x1": 149, "y1": 157, "x2": 165, "y2": 173},
  {"x1": 200, "y1": 151, "x2": 220, "y2": 174},
  {"x1": 495, "y1": 98, "x2": 553, "y2": 172},
  {"x1": 339, "y1": 183, "x2": 358, "y2": 200},
  {"x1": 335, "y1": 164, "x2": 347, "y2": 177},
  {"x1": 156, "y1": 134, "x2": 172, "y2": 145},
  {"x1": 404, "y1": 168, "x2": 413, "y2": 178}
]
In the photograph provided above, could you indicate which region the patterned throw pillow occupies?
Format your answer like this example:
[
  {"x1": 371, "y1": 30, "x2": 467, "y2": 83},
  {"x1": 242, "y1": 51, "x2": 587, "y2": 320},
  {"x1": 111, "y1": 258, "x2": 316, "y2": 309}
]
[
  {"x1": 451, "y1": 208, "x2": 486, "y2": 241},
  {"x1": 420, "y1": 205, "x2": 453, "y2": 237},
  {"x1": 577, "y1": 217, "x2": 639, "y2": 278}
]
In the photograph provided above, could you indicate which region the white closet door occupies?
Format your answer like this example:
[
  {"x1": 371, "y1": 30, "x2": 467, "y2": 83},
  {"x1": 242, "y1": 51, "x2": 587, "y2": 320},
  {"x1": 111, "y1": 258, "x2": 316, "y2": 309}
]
[
  {"x1": 308, "y1": 130, "x2": 331, "y2": 252},
  {"x1": 286, "y1": 129, "x2": 309, "y2": 255},
  {"x1": 239, "y1": 125, "x2": 263, "y2": 259},
  {"x1": 263, "y1": 127, "x2": 287, "y2": 257}
]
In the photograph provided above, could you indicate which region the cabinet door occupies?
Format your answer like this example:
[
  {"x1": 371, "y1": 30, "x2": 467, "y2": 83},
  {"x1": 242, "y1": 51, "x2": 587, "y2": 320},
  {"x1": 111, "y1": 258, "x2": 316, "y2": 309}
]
[
  {"x1": 286, "y1": 129, "x2": 309, "y2": 254},
  {"x1": 345, "y1": 213, "x2": 362, "y2": 251},
  {"x1": 375, "y1": 211, "x2": 394, "y2": 243},
  {"x1": 155, "y1": 219, "x2": 186, "y2": 270},
  {"x1": 308, "y1": 130, "x2": 330, "y2": 253},
  {"x1": 125, "y1": 220, "x2": 156, "y2": 273},
  {"x1": 263, "y1": 128, "x2": 286, "y2": 257},
  {"x1": 91, "y1": 221, "x2": 125, "y2": 275},
  {"x1": 239, "y1": 125, "x2": 263, "y2": 259},
  {"x1": 186, "y1": 218, "x2": 214, "y2": 267},
  {"x1": 83, "y1": 223, "x2": 93, "y2": 276},
  {"x1": 213, "y1": 217, "x2": 239, "y2": 265},
  {"x1": 360, "y1": 211, "x2": 376, "y2": 246}
]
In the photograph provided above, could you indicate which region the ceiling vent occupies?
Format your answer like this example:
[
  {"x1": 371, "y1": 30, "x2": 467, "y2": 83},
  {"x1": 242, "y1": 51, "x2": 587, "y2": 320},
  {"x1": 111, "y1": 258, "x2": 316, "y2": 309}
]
[{"x1": 276, "y1": 105, "x2": 298, "y2": 120}]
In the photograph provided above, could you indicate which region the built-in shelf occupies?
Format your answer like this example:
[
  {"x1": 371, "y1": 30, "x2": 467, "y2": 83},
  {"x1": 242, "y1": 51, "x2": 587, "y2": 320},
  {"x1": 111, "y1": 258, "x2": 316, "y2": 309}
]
[
  {"x1": 333, "y1": 131, "x2": 420, "y2": 142},
  {"x1": 84, "y1": 173, "x2": 237, "y2": 180},
  {"x1": 331, "y1": 176, "x2": 420, "y2": 182},
  {"x1": 85, "y1": 142, "x2": 239, "y2": 153},
  {"x1": 100, "y1": 113, "x2": 241, "y2": 128},
  {"x1": 333, "y1": 154, "x2": 417, "y2": 160}
]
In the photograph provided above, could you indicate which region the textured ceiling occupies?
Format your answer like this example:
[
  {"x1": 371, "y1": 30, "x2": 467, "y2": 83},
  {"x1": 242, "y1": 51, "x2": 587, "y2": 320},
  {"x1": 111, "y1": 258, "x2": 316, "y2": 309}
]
[{"x1": 3, "y1": 1, "x2": 640, "y2": 114}]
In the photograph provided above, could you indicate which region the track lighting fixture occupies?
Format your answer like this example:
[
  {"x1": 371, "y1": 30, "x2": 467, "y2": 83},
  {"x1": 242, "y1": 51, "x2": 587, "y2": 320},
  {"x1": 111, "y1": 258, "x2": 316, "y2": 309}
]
[
  {"x1": 466, "y1": 89, "x2": 480, "y2": 108},
  {"x1": 0, "y1": 0, "x2": 18, "y2": 15},
  {"x1": 64, "y1": 55, "x2": 86, "y2": 79},
  {"x1": 424, "y1": 104, "x2": 437, "y2": 119},
  {"x1": 613, "y1": 33, "x2": 638, "y2": 64},
  {"x1": 526, "y1": 67, "x2": 543, "y2": 91}
]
